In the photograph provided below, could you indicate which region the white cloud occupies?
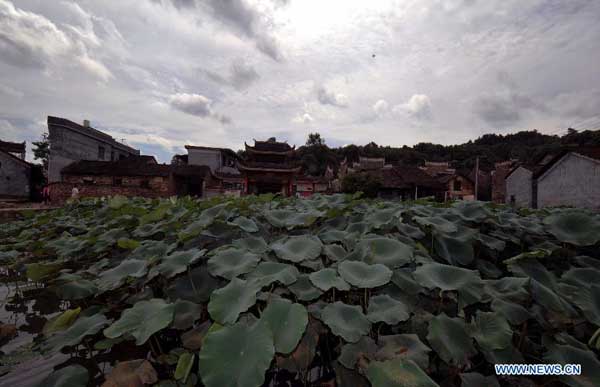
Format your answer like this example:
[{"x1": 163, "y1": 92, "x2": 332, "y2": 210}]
[
  {"x1": 393, "y1": 94, "x2": 432, "y2": 120},
  {"x1": 292, "y1": 112, "x2": 314, "y2": 124},
  {"x1": 373, "y1": 99, "x2": 389, "y2": 116}
]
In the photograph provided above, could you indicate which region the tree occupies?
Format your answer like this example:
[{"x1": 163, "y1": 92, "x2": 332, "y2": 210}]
[
  {"x1": 32, "y1": 133, "x2": 49, "y2": 170},
  {"x1": 306, "y1": 133, "x2": 325, "y2": 147},
  {"x1": 341, "y1": 172, "x2": 382, "y2": 198}
]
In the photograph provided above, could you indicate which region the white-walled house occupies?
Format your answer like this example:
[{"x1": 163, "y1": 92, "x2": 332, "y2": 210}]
[{"x1": 506, "y1": 148, "x2": 600, "y2": 210}]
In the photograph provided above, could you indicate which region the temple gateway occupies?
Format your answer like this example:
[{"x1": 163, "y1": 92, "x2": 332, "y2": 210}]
[{"x1": 239, "y1": 138, "x2": 301, "y2": 195}]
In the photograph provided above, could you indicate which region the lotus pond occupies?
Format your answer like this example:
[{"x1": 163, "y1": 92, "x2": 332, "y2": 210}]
[{"x1": 1, "y1": 194, "x2": 600, "y2": 387}]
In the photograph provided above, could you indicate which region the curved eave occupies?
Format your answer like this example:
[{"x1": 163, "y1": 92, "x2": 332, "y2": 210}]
[
  {"x1": 238, "y1": 165, "x2": 301, "y2": 173},
  {"x1": 244, "y1": 142, "x2": 295, "y2": 155}
]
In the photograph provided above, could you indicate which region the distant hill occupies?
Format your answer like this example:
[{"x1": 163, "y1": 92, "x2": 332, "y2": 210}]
[{"x1": 297, "y1": 129, "x2": 600, "y2": 176}]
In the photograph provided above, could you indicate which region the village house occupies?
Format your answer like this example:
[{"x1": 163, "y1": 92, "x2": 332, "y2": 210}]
[
  {"x1": 377, "y1": 165, "x2": 446, "y2": 200},
  {"x1": 184, "y1": 145, "x2": 245, "y2": 197},
  {"x1": 47, "y1": 116, "x2": 140, "y2": 183},
  {"x1": 50, "y1": 155, "x2": 212, "y2": 203},
  {"x1": 506, "y1": 147, "x2": 600, "y2": 209},
  {"x1": 0, "y1": 140, "x2": 33, "y2": 199},
  {"x1": 239, "y1": 138, "x2": 301, "y2": 196},
  {"x1": 491, "y1": 160, "x2": 518, "y2": 203}
]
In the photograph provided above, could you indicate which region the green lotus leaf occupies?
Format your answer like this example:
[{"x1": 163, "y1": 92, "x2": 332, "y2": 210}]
[
  {"x1": 544, "y1": 343, "x2": 600, "y2": 387},
  {"x1": 288, "y1": 274, "x2": 323, "y2": 301},
  {"x1": 207, "y1": 247, "x2": 260, "y2": 280},
  {"x1": 208, "y1": 278, "x2": 259, "y2": 325},
  {"x1": 97, "y1": 259, "x2": 147, "y2": 292},
  {"x1": 232, "y1": 236, "x2": 269, "y2": 253},
  {"x1": 319, "y1": 229, "x2": 350, "y2": 244},
  {"x1": 414, "y1": 215, "x2": 457, "y2": 233},
  {"x1": 544, "y1": 210, "x2": 600, "y2": 246},
  {"x1": 263, "y1": 209, "x2": 322, "y2": 229},
  {"x1": 367, "y1": 207, "x2": 403, "y2": 229},
  {"x1": 346, "y1": 221, "x2": 370, "y2": 234},
  {"x1": 276, "y1": 318, "x2": 323, "y2": 372},
  {"x1": 44, "y1": 313, "x2": 109, "y2": 352},
  {"x1": 476, "y1": 233, "x2": 506, "y2": 251},
  {"x1": 374, "y1": 334, "x2": 431, "y2": 369},
  {"x1": 321, "y1": 301, "x2": 371, "y2": 343},
  {"x1": 427, "y1": 313, "x2": 476, "y2": 366},
  {"x1": 46, "y1": 235, "x2": 89, "y2": 259},
  {"x1": 530, "y1": 279, "x2": 577, "y2": 317},
  {"x1": 396, "y1": 222, "x2": 426, "y2": 239},
  {"x1": 26, "y1": 262, "x2": 62, "y2": 282},
  {"x1": 43, "y1": 307, "x2": 81, "y2": 336},
  {"x1": 36, "y1": 364, "x2": 88, "y2": 387},
  {"x1": 334, "y1": 361, "x2": 370, "y2": 387},
  {"x1": 309, "y1": 268, "x2": 351, "y2": 292},
  {"x1": 299, "y1": 258, "x2": 324, "y2": 271},
  {"x1": 199, "y1": 320, "x2": 274, "y2": 387},
  {"x1": 172, "y1": 300, "x2": 202, "y2": 330},
  {"x1": 490, "y1": 298, "x2": 531, "y2": 325},
  {"x1": 561, "y1": 284, "x2": 600, "y2": 325},
  {"x1": 260, "y1": 298, "x2": 308, "y2": 354},
  {"x1": 391, "y1": 269, "x2": 423, "y2": 295},
  {"x1": 338, "y1": 261, "x2": 392, "y2": 289},
  {"x1": 52, "y1": 273, "x2": 98, "y2": 300},
  {"x1": 227, "y1": 216, "x2": 259, "y2": 233},
  {"x1": 413, "y1": 263, "x2": 484, "y2": 309},
  {"x1": 166, "y1": 265, "x2": 224, "y2": 303},
  {"x1": 561, "y1": 267, "x2": 600, "y2": 288},
  {"x1": 469, "y1": 311, "x2": 513, "y2": 351},
  {"x1": 271, "y1": 235, "x2": 323, "y2": 263},
  {"x1": 339, "y1": 336, "x2": 377, "y2": 369},
  {"x1": 356, "y1": 237, "x2": 414, "y2": 268},
  {"x1": 174, "y1": 352, "x2": 195, "y2": 383},
  {"x1": 433, "y1": 226, "x2": 477, "y2": 266},
  {"x1": 366, "y1": 358, "x2": 439, "y2": 387},
  {"x1": 246, "y1": 262, "x2": 300, "y2": 288},
  {"x1": 451, "y1": 201, "x2": 491, "y2": 222},
  {"x1": 323, "y1": 244, "x2": 347, "y2": 261},
  {"x1": 104, "y1": 298, "x2": 175, "y2": 345},
  {"x1": 367, "y1": 295, "x2": 410, "y2": 324},
  {"x1": 128, "y1": 240, "x2": 174, "y2": 262},
  {"x1": 117, "y1": 238, "x2": 141, "y2": 250},
  {"x1": 460, "y1": 373, "x2": 500, "y2": 387},
  {"x1": 139, "y1": 204, "x2": 170, "y2": 225},
  {"x1": 152, "y1": 248, "x2": 205, "y2": 279}
]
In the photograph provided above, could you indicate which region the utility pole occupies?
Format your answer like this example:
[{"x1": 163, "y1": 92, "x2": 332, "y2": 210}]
[{"x1": 474, "y1": 156, "x2": 479, "y2": 200}]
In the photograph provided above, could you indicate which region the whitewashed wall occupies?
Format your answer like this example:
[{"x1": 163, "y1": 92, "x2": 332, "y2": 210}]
[
  {"x1": 505, "y1": 167, "x2": 532, "y2": 208},
  {"x1": 537, "y1": 153, "x2": 600, "y2": 209}
]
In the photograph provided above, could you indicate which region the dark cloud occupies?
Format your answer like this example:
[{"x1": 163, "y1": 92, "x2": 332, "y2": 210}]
[
  {"x1": 204, "y1": 59, "x2": 259, "y2": 90},
  {"x1": 317, "y1": 86, "x2": 348, "y2": 108},
  {"x1": 156, "y1": 0, "x2": 283, "y2": 61},
  {"x1": 168, "y1": 93, "x2": 231, "y2": 124},
  {"x1": 473, "y1": 93, "x2": 542, "y2": 127}
]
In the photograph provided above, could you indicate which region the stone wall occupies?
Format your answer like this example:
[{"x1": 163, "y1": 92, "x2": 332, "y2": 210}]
[
  {"x1": 505, "y1": 167, "x2": 532, "y2": 207},
  {"x1": 537, "y1": 153, "x2": 600, "y2": 209},
  {"x1": 0, "y1": 152, "x2": 30, "y2": 198}
]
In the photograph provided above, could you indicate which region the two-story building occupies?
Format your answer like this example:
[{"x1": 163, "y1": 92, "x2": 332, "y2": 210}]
[{"x1": 47, "y1": 116, "x2": 140, "y2": 183}]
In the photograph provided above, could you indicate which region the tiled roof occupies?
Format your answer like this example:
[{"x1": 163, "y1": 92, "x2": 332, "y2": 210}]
[
  {"x1": 0, "y1": 140, "x2": 25, "y2": 154},
  {"x1": 532, "y1": 146, "x2": 600, "y2": 178},
  {"x1": 378, "y1": 165, "x2": 444, "y2": 189},
  {"x1": 61, "y1": 155, "x2": 212, "y2": 178},
  {"x1": 247, "y1": 138, "x2": 294, "y2": 152}
]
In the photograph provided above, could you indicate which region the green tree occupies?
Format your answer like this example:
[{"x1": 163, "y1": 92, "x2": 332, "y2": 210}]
[
  {"x1": 32, "y1": 133, "x2": 49, "y2": 170},
  {"x1": 305, "y1": 132, "x2": 325, "y2": 147},
  {"x1": 341, "y1": 172, "x2": 382, "y2": 198}
]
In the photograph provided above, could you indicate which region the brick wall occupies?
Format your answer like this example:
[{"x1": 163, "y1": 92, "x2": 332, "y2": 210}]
[
  {"x1": 491, "y1": 161, "x2": 514, "y2": 203},
  {"x1": 50, "y1": 176, "x2": 174, "y2": 204}
]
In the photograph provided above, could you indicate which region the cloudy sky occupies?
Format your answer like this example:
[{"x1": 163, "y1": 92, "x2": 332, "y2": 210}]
[{"x1": 1, "y1": 0, "x2": 600, "y2": 163}]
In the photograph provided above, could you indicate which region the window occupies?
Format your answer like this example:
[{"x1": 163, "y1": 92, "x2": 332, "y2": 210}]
[
  {"x1": 98, "y1": 146, "x2": 105, "y2": 160},
  {"x1": 140, "y1": 180, "x2": 150, "y2": 188},
  {"x1": 114, "y1": 178, "x2": 123, "y2": 186},
  {"x1": 453, "y1": 180, "x2": 462, "y2": 191}
]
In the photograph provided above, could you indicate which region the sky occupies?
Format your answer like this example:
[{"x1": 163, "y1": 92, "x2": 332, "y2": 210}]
[{"x1": 1, "y1": 0, "x2": 600, "y2": 163}]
